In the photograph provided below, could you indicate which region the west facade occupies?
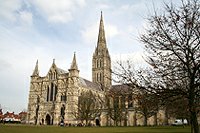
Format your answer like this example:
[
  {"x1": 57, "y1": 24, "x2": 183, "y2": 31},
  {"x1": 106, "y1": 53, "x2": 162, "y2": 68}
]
[{"x1": 27, "y1": 13, "x2": 169, "y2": 126}]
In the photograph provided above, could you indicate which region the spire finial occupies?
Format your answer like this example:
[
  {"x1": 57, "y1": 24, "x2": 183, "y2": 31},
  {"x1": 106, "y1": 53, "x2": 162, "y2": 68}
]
[
  {"x1": 32, "y1": 59, "x2": 39, "y2": 76},
  {"x1": 100, "y1": 11, "x2": 103, "y2": 23},
  {"x1": 51, "y1": 58, "x2": 57, "y2": 68},
  {"x1": 70, "y1": 52, "x2": 78, "y2": 70}
]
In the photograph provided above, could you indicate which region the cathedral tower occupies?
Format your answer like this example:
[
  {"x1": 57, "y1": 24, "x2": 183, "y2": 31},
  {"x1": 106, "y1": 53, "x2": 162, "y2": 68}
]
[
  {"x1": 67, "y1": 53, "x2": 79, "y2": 123},
  {"x1": 92, "y1": 12, "x2": 111, "y2": 90}
]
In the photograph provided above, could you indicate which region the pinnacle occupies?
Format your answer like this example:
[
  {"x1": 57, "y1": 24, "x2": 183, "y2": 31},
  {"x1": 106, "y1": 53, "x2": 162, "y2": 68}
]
[
  {"x1": 32, "y1": 60, "x2": 39, "y2": 76},
  {"x1": 70, "y1": 52, "x2": 78, "y2": 70}
]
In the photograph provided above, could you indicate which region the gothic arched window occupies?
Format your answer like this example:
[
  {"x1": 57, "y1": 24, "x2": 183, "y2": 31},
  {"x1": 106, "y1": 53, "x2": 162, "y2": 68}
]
[
  {"x1": 99, "y1": 73, "x2": 102, "y2": 82},
  {"x1": 128, "y1": 95, "x2": 133, "y2": 108},
  {"x1": 50, "y1": 83, "x2": 54, "y2": 101},
  {"x1": 52, "y1": 72, "x2": 54, "y2": 80},
  {"x1": 47, "y1": 87, "x2": 49, "y2": 101},
  {"x1": 54, "y1": 85, "x2": 57, "y2": 101},
  {"x1": 99, "y1": 59, "x2": 102, "y2": 67},
  {"x1": 61, "y1": 94, "x2": 66, "y2": 102},
  {"x1": 54, "y1": 72, "x2": 57, "y2": 79},
  {"x1": 60, "y1": 105, "x2": 65, "y2": 120},
  {"x1": 96, "y1": 59, "x2": 99, "y2": 68},
  {"x1": 96, "y1": 73, "x2": 99, "y2": 82}
]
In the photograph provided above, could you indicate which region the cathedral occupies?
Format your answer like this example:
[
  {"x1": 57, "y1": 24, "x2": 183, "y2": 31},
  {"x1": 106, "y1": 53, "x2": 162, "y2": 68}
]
[{"x1": 27, "y1": 13, "x2": 170, "y2": 126}]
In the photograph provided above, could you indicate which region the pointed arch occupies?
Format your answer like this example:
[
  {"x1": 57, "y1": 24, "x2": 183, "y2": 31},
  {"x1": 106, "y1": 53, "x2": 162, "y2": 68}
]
[
  {"x1": 96, "y1": 73, "x2": 99, "y2": 82},
  {"x1": 54, "y1": 85, "x2": 57, "y2": 101},
  {"x1": 50, "y1": 83, "x2": 54, "y2": 101},
  {"x1": 96, "y1": 59, "x2": 98, "y2": 68},
  {"x1": 47, "y1": 87, "x2": 49, "y2": 101},
  {"x1": 46, "y1": 114, "x2": 51, "y2": 125},
  {"x1": 60, "y1": 104, "x2": 65, "y2": 121},
  {"x1": 99, "y1": 72, "x2": 102, "y2": 82},
  {"x1": 99, "y1": 59, "x2": 102, "y2": 68}
]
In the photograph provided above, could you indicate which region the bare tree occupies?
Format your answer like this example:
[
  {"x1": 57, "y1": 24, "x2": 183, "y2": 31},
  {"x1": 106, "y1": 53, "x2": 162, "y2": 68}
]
[
  {"x1": 113, "y1": 63, "x2": 160, "y2": 126},
  {"x1": 135, "y1": 91, "x2": 159, "y2": 126},
  {"x1": 106, "y1": 93, "x2": 124, "y2": 126},
  {"x1": 113, "y1": 0, "x2": 199, "y2": 132},
  {"x1": 106, "y1": 85, "x2": 132, "y2": 126},
  {"x1": 73, "y1": 90, "x2": 103, "y2": 126},
  {"x1": 140, "y1": 0, "x2": 200, "y2": 132},
  {"x1": 165, "y1": 97, "x2": 189, "y2": 124}
]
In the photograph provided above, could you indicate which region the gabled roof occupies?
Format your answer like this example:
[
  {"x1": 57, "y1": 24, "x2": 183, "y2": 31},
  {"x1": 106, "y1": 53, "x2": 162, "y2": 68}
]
[
  {"x1": 19, "y1": 111, "x2": 27, "y2": 116},
  {"x1": 57, "y1": 67, "x2": 68, "y2": 74},
  {"x1": 110, "y1": 84, "x2": 132, "y2": 95},
  {"x1": 46, "y1": 59, "x2": 68, "y2": 75},
  {"x1": 1, "y1": 111, "x2": 26, "y2": 120},
  {"x1": 79, "y1": 77, "x2": 102, "y2": 91}
]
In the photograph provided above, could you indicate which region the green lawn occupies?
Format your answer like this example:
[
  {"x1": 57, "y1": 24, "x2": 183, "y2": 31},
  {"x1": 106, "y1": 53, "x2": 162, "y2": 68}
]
[{"x1": 0, "y1": 124, "x2": 190, "y2": 133}]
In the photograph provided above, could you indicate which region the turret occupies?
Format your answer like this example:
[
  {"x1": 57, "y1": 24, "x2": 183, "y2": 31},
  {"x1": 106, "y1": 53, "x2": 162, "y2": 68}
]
[
  {"x1": 69, "y1": 52, "x2": 79, "y2": 78},
  {"x1": 66, "y1": 53, "x2": 79, "y2": 122}
]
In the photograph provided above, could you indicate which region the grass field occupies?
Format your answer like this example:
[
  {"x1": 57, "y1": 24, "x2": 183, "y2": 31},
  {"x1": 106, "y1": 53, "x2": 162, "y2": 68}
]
[{"x1": 0, "y1": 124, "x2": 190, "y2": 133}]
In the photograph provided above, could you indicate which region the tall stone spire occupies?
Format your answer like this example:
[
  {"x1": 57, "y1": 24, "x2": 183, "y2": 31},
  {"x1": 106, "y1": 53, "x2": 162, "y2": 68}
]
[
  {"x1": 32, "y1": 60, "x2": 39, "y2": 76},
  {"x1": 70, "y1": 52, "x2": 78, "y2": 70},
  {"x1": 92, "y1": 12, "x2": 111, "y2": 90},
  {"x1": 97, "y1": 11, "x2": 106, "y2": 48}
]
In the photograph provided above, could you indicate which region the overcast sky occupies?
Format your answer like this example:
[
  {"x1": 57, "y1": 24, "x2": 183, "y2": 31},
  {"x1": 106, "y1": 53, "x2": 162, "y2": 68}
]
[{"x1": 0, "y1": 0, "x2": 181, "y2": 113}]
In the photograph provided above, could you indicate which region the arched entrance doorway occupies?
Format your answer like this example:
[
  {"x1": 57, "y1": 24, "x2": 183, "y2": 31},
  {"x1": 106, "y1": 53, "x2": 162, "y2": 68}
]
[
  {"x1": 46, "y1": 114, "x2": 51, "y2": 125},
  {"x1": 42, "y1": 118, "x2": 44, "y2": 125},
  {"x1": 96, "y1": 118, "x2": 100, "y2": 126}
]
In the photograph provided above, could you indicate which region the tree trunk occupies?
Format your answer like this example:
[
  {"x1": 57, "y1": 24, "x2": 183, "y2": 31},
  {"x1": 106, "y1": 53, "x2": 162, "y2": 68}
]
[
  {"x1": 133, "y1": 112, "x2": 137, "y2": 126},
  {"x1": 144, "y1": 115, "x2": 148, "y2": 126},
  {"x1": 86, "y1": 119, "x2": 88, "y2": 126},
  {"x1": 115, "y1": 120, "x2": 118, "y2": 126},
  {"x1": 189, "y1": 86, "x2": 199, "y2": 133},
  {"x1": 190, "y1": 109, "x2": 199, "y2": 133},
  {"x1": 124, "y1": 118, "x2": 127, "y2": 126},
  {"x1": 154, "y1": 114, "x2": 157, "y2": 126},
  {"x1": 164, "y1": 107, "x2": 169, "y2": 125}
]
